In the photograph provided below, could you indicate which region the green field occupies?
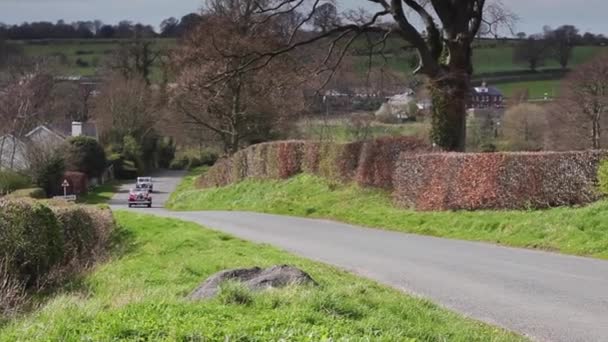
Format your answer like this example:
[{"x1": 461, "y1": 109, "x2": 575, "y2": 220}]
[
  {"x1": 0, "y1": 211, "x2": 523, "y2": 341},
  {"x1": 12, "y1": 39, "x2": 175, "y2": 78},
  {"x1": 296, "y1": 119, "x2": 429, "y2": 142},
  {"x1": 12, "y1": 38, "x2": 608, "y2": 98},
  {"x1": 495, "y1": 79, "x2": 561, "y2": 98},
  {"x1": 167, "y1": 173, "x2": 608, "y2": 260}
]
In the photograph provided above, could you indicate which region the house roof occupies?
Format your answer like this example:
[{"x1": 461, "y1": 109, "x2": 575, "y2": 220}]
[
  {"x1": 25, "y1": 125, "x2": 67, "y2": 141},
  {"x1": 472, "y1": 86, "x2": 503, "y2": 97}
]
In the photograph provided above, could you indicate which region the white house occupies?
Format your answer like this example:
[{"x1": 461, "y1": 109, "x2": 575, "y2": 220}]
[{"x1": 0, "y1": 122, "x2": 98, "y2": 171}]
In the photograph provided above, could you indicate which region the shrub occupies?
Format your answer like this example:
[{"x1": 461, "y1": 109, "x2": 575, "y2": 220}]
[
  {"x1": 598, "y1": 159, "x2": 608, "y2": 195},
  {"x1": 64, "y1": 136, "x2": 107, "y2": 178},
  {"x1": 30, "y1": 151, "x2": 65, "y2": 198},
  {"x1": 108, "y1": 154, "x2": 138, "y2": 180},
  {"x1": 170, "y1": 150, "x2": 219, "y2": 170},
  {"x1": 6, "y1": 188, "x2": 46, "y2": 199},
  {"x1": 0, "y1": 171, "x2": 31, "y2": 195},
  {"x1": 63, "y1": 172, "x2": 88, "y2": 195},
  {"x1": 394, "y1": 151, "x2": 607, "y2": 210},
  {"x1": 0, "y1": 200, "x2": 63, "y2": 286},
  {"x1": 54, "y1": 206, "x2": 103, "y2": 264}
]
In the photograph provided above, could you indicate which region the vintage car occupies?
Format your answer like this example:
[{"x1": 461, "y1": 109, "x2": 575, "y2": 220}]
[
  {"x1": 136, "y1": 177, "x2": 154, "y2": 193},
  {"x1": 128, "y1": 188, "x2": 152, "y2": 208}
]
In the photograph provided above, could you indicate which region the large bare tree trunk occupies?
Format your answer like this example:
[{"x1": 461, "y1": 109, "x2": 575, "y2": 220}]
[{"x1": 430, "y1": 76, "x2": 468, "y2": 151}]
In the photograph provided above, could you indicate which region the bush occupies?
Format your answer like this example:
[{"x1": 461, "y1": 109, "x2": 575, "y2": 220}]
[
  {"x1": 64, "y1": 136, "x2": 107, "y2": 178},
  {"x1": 63, "y1": 171, "x2": 88, "y2": 195},
  {"x1": 0, "y1": 171, "x2": 31, "y2": 195},
  {"x1": 0, "y1": 199, "x2": 115, "y2": 315},
  {"x1": 0, "y1": 200, "x2": 63, "y2": 286},
  {"x1": 6, "y1": 188, "x2": 46, "y2": 199},
  {"x1": 55, "y1": 207, "x2": 99, "y2": 264},
  {"x1": 30, "y1": 151, "x2": 65, "y2": 197},
  {"x1": 171, "y1": 149, "x2": 219, "y2": 170},
  {"x1": 394, "y1": 151, "x2": 607, "y2": 210}
]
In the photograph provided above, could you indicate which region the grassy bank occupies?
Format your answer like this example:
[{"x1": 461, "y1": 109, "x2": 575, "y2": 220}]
[
  {"x1": 77, "y1": 181, "x2": 119, "y2": 205},
  {"x1": 167, "y1": 174, "x2": 608, "y2": 259},
  {"x1": 0, "y1": 212, "x2": 522, "y2": 341}
]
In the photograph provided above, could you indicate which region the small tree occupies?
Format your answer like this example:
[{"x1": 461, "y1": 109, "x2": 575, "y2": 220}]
[
  {"x1": 171, "y1": 3, "x2": 308, "y2": 154},
  {"x1": 553, "y1": 54, "x2": 608, "y2": 149},
  {"x1": 545, "y1": 25, "x2": 580, "y2": 69},
  {"x1": 513, "y1": 35, "x2": 550, "y2": 71},
  {"x1": 63, "y1": 137, "x2": 107, "y2": 178},
  {"x1": 502, "y1": 103, "x2": 548, "y2": 151}
]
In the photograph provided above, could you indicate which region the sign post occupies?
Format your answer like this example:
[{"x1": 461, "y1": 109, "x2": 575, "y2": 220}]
[{"x1": 61, "y1": 179, "x2": 70, "y2": 197}]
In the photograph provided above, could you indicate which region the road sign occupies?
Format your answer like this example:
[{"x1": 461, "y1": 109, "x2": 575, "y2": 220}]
[{"x1": 61, "y1": 179, "x2": 70, "y2": 197}]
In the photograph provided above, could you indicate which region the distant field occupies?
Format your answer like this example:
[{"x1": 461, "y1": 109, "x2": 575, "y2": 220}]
[
  {"x1": 11, "y1": 39, "x2": 175, "y2": 78},
  {"x1": 495, "y1": 79, "x2": 561, "y2": 98},
  {"x1": 11, "y1": 38, "x2": 608, "y2": 97}
]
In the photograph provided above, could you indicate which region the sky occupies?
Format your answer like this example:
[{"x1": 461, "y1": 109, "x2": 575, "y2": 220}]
[{"x1": 1, "y1": 0, "x2": 607, "y2": 36}]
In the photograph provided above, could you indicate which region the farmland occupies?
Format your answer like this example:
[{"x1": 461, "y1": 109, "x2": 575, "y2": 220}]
[{"x1": 10, "y1": 38, "x2": 608, "y2": 98}]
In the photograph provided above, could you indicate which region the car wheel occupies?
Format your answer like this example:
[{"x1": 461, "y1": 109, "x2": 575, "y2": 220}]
[
  {"x1": 128, "y1": 204, "x2": 132, "y2": 208},
  {"x1": 147, "y1": 203, "x2": 152, "y2": 208}
]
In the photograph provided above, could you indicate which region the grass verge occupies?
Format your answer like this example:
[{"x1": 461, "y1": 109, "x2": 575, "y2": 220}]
[
  {"x1": 0, "y1": 212, "x2": 522, "y2": 341},
  {"x1": 77, "y1": 181, "x2": 119, "y2": 205},
  {"x1": 167, "y1": 174, "x2": 608, "y2": 259}
]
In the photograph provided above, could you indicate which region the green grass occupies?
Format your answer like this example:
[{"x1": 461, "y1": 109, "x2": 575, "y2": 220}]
[
  {"x1": 11, "y1": 39, "x2": 175, "y2": 79},
  {"x1": 77, "y1": 181, "x2": 119, "y2": 205},
  {"x1": 297, "y1": 120, "x2": 429, "y2": 142},
  {"x1": 0, "y1": 212, "x2": 523, "y2": 341},
  {"x1": 167, "y1": 174, "x2": 608, "y2": 260},
  {"x1": 494, "y1": 79, "x2": 561, "y2": 98}
]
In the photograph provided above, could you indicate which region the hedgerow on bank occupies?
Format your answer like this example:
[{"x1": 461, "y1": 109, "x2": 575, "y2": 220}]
[
  {"x1": 197, "y1": 137, "x2": 429, "y2": 189},
  {"x1": 197, "y1": 138, "x2": 607, "y2": 211},
  {"x1": 394, "y1": 151, "x2": 607, "y2": 210},
  {"x1": 0, "y1": 199, "x2": 115, "y2": 317}
]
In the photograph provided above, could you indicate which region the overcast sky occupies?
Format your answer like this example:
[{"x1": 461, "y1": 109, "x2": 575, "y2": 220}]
[{"x1": 1, "y1": 0, "x2": 606, "y2": 36}]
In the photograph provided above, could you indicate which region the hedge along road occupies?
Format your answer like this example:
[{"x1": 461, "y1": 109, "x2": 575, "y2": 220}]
[{"x1": 110, "y1": 170, "x2": 608, "y2": 342}]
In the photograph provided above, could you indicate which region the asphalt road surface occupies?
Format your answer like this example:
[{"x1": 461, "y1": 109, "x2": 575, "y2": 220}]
[{"x1": 111, "y1": 171, "x2": 608, "y2": 342}]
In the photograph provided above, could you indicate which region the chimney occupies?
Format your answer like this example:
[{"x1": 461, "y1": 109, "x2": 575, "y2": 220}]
[{"x1": 72, "y1": 121, "x2": 83, "y2": 137}]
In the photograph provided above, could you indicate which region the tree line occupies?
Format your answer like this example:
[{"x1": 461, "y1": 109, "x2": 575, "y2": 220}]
[
  {"x1": 514, "y1": 25, "x2": 608, "y2": 71},
  {"x1": 0, "y1": 13, "x2": 204, "y2": 40}
]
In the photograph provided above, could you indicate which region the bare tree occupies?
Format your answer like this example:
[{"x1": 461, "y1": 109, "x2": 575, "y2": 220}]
[
  {"x1": 106, "y1": 34, "x2": 162, "y2": 85},
  {"x1": 210, "y1": 0, "x2": 517, "y2": 151},
  {"x1": 0, "y1": 72, "x2": 54, "y2": 169},
  {"x1": 545, "y1": 25, "x2": 580, "y2": 69},
  {"x1": 312, "y1": 2, "x2": 340, "y2": 33},
  {"x1": 552, "y1": 54, "x2": 608, "y2": 149},
  {"x1": 171, "y1": 1, "x2": 309, "y2": 154},
  {"x1": 91, "y1": 75, "x2": 160, "y2": 143},
  {"x1": 502, "y1": 103, "x2": 548, "y2": 151}
]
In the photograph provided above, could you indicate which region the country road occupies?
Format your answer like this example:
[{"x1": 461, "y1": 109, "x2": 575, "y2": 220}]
[{"x1": 111, "y1": 171, "x2": 608, "y2": 342}]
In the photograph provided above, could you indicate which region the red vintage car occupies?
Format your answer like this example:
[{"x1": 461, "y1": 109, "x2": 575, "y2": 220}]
[{"x1": 128, "y1": 188, "x2": 152, "y2": 208}]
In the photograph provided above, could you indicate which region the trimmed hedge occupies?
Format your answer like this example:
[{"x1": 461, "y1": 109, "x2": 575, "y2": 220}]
[
  {"x1": 63, "y1": 171, "x2": 88, "y2": 195},
  {"x1": 6, "y1": 188, "x2": 46, "y2": 199},
  {"x1": 197, "y1": 138, "x2": 430, "y2": 189},
  {"x1": 198, "y1": 139, "x2": 607, "y2": 211},
  {"x1": 0, "y1": 200, "x2": 63, "y2": 286},
  {"x1": 394, "y1": 151, "x2": 608, "y2": 211},
  {"x1": 0, "y1": 199, "x2": 115, "y2": 307}
]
